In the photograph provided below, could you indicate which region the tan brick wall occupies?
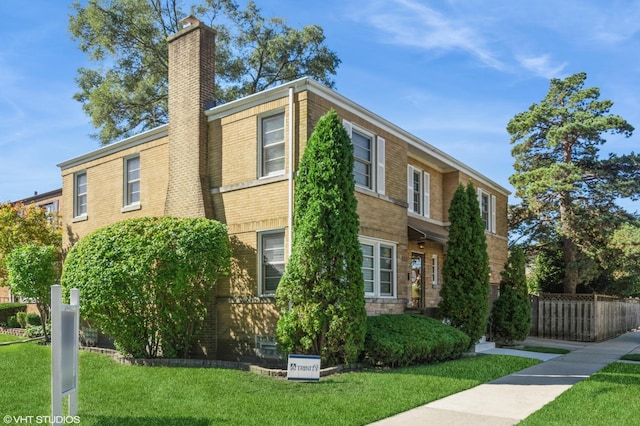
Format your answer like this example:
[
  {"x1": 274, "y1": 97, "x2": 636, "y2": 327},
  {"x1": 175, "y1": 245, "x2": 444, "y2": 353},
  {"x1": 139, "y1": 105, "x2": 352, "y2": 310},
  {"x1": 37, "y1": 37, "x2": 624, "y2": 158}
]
[{"x1": 61, "y1": 137, "x2": 169, "y2": 248}]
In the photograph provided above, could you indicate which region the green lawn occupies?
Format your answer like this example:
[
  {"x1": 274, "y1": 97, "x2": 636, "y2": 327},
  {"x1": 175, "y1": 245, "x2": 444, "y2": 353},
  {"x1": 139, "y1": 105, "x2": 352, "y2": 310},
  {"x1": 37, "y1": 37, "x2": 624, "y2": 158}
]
[
  {"x1": 620, "y1": 353, "x2": 640, "y2": 362},
  {"x1": 0, "y1": 333, "x2": 26, "y2": 343},
  {"x1": 519, "y1": 346, "x2": 571, "y2": 355},
  {"x1": 0, "y1": 338, "x2": 538, "y2": 425},
  {"x1": 520, "y1": 362, "x2": 640, "y2": 425}
]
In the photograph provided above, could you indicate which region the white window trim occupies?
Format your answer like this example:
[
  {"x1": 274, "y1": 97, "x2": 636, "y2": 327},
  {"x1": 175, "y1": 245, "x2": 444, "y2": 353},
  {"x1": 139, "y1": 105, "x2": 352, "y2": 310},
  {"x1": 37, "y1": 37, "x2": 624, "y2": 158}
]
[
  {"x1": 407, "y1": 165, "x2": 430, "y2": 219},
  {"x1": 359, "y1": 236, "x2": 397, "y2": 298},
  {"x1": 477, "y1": 188, "x2": 497, "y2": 233},
  {"x1": 343, "y1": 119, "x2": 385, "y2": 194},
  {"x1": 123, "y1": 155, "x2": 141, "y2": 209},
  {"x1": 258, "y1": 110, "x2": 286, "y2": 178},
  {"x1": 258, "y1": 229, "x2": 286, "y2": 296},
  {"x1": 73, "y1": 171, "x2": 87, "y2": 219}
]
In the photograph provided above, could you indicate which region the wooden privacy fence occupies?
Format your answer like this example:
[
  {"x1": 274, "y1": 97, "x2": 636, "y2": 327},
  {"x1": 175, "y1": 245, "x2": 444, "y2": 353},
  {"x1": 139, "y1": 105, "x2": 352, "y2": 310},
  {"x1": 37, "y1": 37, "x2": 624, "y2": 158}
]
[{"x1": 530, "y1": 293, "x2": 640, "y2": 342}]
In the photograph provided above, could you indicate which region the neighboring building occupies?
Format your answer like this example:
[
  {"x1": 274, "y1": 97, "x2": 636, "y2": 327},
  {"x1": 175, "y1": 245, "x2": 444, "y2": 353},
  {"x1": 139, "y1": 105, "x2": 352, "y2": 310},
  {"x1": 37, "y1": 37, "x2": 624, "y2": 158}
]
[
  {"x1": 0, "y1": 188, "x2": 62, "y2": 303},
  {"x1": 57, "y1": 17, "x2": 509, "y2": 361}
]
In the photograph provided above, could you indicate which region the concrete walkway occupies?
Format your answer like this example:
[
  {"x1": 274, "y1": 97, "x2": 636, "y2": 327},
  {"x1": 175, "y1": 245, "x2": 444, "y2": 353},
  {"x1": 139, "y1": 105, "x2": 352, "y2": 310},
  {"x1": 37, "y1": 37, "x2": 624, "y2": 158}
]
[{"x1": 370, "y1": 331, "x2": 640, "y2": 426}]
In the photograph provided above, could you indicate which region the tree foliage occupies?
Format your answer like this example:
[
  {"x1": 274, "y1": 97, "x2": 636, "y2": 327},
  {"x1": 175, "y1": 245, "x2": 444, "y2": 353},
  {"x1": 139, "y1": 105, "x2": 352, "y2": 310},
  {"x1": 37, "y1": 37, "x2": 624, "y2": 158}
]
[
  {"x1": 276, "y1": 109, "x2": 366, "y2": 365},
  {"x1": 0, "y1": 203, "x2": 61, "y2": 286},
  {"x1": 507, "y1": 72, "x2": 638, "y2": 293},
  {"x1": 438, "y1": 183, "x2": 490, "y2": 347},
  {"x1": 69, "y1": 0, "x2": 341, "y2": 145},
  {"x1": 61, "y1": 217, "x2": 231, "y2": 358},
  {"x1": 491, "y1": 246, "x2": 531, "y2": 344},
  {"x1": 6, "y1": 244, "x2": 58, "y2": 341}
]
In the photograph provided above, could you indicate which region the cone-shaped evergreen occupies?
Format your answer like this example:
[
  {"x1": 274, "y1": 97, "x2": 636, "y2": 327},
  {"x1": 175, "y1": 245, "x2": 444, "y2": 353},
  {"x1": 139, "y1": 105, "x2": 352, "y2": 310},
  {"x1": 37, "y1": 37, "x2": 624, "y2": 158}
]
[
  {"x1": 276, "y1": 109, "x2": 366, "y2": 365},
  {"x1": 491, "y1": 246, "x2": 531, "y2": 344},
  {"x1": 439, "y1": 183, "x2": 490, "y2": 347}
]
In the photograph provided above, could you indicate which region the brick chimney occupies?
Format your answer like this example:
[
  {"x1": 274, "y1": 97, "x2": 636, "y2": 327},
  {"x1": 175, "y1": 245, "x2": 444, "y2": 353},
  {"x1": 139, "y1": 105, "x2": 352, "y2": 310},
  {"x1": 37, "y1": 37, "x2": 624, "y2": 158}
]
[{"x1": 164, "y1": 16, "x2": 216, "y2": 218}]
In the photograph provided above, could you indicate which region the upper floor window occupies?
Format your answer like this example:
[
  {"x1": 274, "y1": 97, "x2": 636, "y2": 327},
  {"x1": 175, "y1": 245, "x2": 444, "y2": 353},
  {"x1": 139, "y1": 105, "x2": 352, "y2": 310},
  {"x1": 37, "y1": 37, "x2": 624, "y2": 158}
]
[
  {"x1": 342, "y1": 120, "x2": 385, "y2": 194},
  {"x1": 407, "y1": 165, "x2": 430, "y2": 218},
  {"x1": 360, "y1": 236, "x2": 396, "y2": 298},
  {"x1": 259, "y1": 230, "x2": 285, "y2": 295},
  {"x1": 124, "y1": 156, "x2": 140, "y2": 206},
  {"x1": 352, "y1": 129, "x2": 373, "y2": 188},
  {"x1": 259, "y1": 112, "x2": 285, "y2": 177},
  {"x1": 478, "y1": 188, "x2": 496, "y2": 233},
  {"x1": 74, "y1": 172, "x2": 87, "y2": 218}
]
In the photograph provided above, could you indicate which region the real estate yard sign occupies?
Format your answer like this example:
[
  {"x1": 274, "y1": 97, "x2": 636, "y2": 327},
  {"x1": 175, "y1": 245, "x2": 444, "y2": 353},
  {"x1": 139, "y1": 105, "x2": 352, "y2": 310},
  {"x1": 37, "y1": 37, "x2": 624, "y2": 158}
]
[
  {"x1": 287, "y1": 354, "x2": 321, "y2": 381},
  {"x1": 51, "y1": 285, "x2": 79, "y2": 424}
]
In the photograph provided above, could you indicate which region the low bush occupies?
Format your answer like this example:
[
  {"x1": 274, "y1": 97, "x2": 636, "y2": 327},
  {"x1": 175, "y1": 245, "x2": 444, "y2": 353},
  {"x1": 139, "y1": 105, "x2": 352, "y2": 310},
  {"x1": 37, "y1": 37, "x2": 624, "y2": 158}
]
[
  {"x1": 16, "y1": 312, "x2": 27, "y2": 328},
  {"x1": 25, "y1": 325, "x2": 44, "y2": 338},
  {"x1": 0, "y1": 302, "x2": 27, "y2": 325},
  {"x1": 6, "y1": 315, "x2": 20, "y2": 328},
  {"x1": 26, "y1": 313, "x2": 41, "y2": 326},
  {"x1": 363, "y1": 314, "x2": 471, "y2": 367}
]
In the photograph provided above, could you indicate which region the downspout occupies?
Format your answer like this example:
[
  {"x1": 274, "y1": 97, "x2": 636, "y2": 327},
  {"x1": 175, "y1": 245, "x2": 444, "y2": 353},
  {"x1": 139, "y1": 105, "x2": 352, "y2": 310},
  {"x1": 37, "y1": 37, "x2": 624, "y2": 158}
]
[{"x1": 287, "y1": 87, "x2": 294, "y2": 258}]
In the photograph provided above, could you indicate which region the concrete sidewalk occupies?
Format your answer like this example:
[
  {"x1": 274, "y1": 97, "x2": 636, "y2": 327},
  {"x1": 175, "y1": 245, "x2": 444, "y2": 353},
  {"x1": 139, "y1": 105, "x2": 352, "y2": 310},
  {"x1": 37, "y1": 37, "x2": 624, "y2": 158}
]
[{"x1": 369, "y1": 331, "x2": 640, "y2": 426}]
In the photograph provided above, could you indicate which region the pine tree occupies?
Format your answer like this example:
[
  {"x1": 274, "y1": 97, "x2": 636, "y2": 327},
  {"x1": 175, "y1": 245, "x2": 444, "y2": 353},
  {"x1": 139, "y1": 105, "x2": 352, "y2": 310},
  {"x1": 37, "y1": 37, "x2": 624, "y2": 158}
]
[
  {"x1": 507, "y1": 72, "x2": 638, "y2": 293},
  {"x1": 276, "y1": 109, "x2": 366, "y2": 365},
  {"x1": 439, "y1": 183, "x2": 490, "y2": 347},
  {"x1": 491, "y1": 246, "x2": 531, "y2": 344}
]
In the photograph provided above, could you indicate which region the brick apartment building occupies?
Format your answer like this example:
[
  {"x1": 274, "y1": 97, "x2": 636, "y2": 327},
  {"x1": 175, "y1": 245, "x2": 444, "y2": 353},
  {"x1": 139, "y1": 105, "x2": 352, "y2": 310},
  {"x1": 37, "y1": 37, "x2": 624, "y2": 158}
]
[{"x1": 57, "y1": 17, "x2": 509, "y2": 361}]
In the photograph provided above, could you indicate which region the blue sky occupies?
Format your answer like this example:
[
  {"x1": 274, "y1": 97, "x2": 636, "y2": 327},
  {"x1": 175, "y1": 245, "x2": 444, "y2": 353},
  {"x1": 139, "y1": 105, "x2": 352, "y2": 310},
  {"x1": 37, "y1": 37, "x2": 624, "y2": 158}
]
[{"x1": 1, "y1": 0, "x2": 639, "y2": 213}]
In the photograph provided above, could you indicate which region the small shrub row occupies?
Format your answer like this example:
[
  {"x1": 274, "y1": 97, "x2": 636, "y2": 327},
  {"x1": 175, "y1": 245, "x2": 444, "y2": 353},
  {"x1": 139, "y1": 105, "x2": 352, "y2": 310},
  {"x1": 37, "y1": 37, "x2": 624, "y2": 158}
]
[
  {"x1": 0, "y1": 302, "x2": 27, "y2": 325},
  {"x1": 3, "y1": 311, "x2": 41, "y2": 329},
  {"x1": 363, "y1": 314, "x2": 471, "y2": 368}
]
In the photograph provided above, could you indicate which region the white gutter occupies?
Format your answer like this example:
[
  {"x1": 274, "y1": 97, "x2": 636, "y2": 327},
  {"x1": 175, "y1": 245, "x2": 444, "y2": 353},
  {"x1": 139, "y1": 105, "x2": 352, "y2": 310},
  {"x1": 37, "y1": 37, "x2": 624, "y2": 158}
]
[{"x1": 287, "y1": 87, "x2": 294, "y2": 258}]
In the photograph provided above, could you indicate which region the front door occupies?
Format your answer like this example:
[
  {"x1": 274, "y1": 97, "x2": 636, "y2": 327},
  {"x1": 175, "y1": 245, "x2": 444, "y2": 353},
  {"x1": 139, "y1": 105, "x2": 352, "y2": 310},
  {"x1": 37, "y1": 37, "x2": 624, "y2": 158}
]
[{"x1": 411, "y1": 252, "x2": 424, "y2": 308}]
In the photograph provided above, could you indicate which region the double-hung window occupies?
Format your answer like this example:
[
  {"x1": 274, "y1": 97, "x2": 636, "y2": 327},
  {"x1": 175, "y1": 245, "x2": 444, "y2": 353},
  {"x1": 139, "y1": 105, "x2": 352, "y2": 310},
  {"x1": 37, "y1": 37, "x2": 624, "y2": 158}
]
[
  {"x1": 360, "y1": 237, "x2": 396, "y2": 297},
  {"x1": 74, "y1": 172, "x2": 87, "y2": 218},
  {"x1": 124, "y1": 156, "x2": 140, "y2": 207},
  {"x1": 259, "y1": 112, "x2": 285, "y2": 177},
  {"x1": 407, "y1": 165, "x2": 430, "y2": 218},
  {"x1": 352, "y1": 129, "x2": 373, "y2": 188},
  {"x1": 342, "y1": 120, "x2": 385, "y2": 194},
  {"x1": 259, "y1": 231, "x2": 285, "y2": 295},
  {"x1": 478, "y1": 189, "x2": 497, "y2": 233}
]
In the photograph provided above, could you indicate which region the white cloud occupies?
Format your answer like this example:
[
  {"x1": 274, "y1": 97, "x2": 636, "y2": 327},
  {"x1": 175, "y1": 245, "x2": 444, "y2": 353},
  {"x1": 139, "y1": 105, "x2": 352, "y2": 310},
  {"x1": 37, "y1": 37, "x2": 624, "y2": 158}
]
[
  {"x1": 517, "y1": 54, "x2": 567, "y2": 79},
  {"x1": 356, "y1": 0, "x2": 506, "y2": 70}
]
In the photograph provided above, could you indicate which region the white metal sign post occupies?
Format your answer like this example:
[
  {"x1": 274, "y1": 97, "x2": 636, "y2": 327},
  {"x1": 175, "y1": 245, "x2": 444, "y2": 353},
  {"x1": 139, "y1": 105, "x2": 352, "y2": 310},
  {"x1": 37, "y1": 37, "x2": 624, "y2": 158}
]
[{"x1": 51, "y1": 285, "x2": 79, "y2": 424}]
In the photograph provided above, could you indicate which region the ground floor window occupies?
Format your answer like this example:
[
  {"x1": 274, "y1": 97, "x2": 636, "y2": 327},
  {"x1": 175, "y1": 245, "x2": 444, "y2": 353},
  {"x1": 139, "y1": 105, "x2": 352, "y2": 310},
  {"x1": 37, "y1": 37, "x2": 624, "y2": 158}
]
[
  {"x1": 360, "y1": 236, "x2": 396, "y2": 297},
  {"x1": 259, "y1": 230, "x2": 285, "y2": 295}
]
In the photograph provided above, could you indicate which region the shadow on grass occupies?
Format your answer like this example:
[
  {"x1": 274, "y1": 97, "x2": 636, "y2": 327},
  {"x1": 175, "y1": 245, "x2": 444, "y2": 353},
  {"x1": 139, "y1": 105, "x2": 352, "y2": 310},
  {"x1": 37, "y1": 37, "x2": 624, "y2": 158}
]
[{"x1": 80, "y1": 416, "x2": 212, "y2": 425}]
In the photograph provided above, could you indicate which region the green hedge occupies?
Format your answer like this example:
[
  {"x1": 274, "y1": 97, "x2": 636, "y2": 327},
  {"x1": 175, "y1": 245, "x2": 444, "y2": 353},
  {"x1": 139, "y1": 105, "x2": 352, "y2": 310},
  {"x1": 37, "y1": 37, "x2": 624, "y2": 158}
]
[
  {"x1": 0, "y1": 302, "x2": 27, "y2": 326},
  {"x1": 363, "y1": 314, "x2": 471, "y2": 367}
]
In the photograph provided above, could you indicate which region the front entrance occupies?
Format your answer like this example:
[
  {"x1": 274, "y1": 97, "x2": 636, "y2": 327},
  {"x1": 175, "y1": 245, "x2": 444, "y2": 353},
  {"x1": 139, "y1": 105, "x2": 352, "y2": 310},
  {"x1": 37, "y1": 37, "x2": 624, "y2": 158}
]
[{"x1": 410, "y1": 252, "x2": 424, "y2": 308}]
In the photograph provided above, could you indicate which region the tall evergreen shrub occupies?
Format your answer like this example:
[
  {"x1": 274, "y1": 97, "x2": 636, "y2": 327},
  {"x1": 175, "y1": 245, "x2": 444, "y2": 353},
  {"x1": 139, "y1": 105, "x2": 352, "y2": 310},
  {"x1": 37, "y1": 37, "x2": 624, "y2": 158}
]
[
  {"x1": 276, "y1": 109, "x2": 367, "y2": 365},
  {"x1": 491, "y1": 246, "x2": 531, "y2": 344},
  {"x1": 438, "y1": 183, "x2": 491, "y2": 347}
]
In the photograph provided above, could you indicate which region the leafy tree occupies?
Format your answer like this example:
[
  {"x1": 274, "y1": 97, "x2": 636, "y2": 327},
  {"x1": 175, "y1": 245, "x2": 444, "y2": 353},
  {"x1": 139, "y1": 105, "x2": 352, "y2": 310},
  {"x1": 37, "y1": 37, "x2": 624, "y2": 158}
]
[
  {"x1": 507, "y1": 72, "x2": 639, "y2": 294},
  {"x1": 491, "y1": 246, "x2": 531, "y2": 344},
  {"x1": 438, "y1": 183, "x2": 490, "y2": 347},
  {"x1": 276, "y1": 109, "x2": 366, "y2": 365},
  {"x1": 6, "y1": 245, "x2": 59, "y2": 342},
  {"x1": 603, "y1": 221, "x2": 640, "y2": 297},
  {"x1": 0, "y1": 203, "x2": 61, "y2": 287},
  {"x1": 69, "y1": 0, "x2": 340, "y2": 145},
  {"x1": 61, "y1": 217, "x2": 231, "y2": 358}
]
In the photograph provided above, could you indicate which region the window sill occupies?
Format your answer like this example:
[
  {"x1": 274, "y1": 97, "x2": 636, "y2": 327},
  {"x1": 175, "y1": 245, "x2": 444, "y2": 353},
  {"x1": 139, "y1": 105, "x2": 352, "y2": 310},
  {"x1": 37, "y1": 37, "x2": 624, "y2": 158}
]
[
  {"x1": 365, "y1": 296, "x2": 400, "y2": 302},
  {"x1": 121, "y1": 203, "x2": 141, "y2": 213},
  {"x1": 72, "y1": 215, "x2": 88, "y2": 223}
]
